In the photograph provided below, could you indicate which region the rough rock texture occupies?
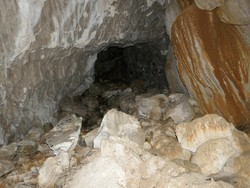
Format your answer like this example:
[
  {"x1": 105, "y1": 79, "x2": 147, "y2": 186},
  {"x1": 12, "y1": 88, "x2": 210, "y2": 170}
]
[
  {"x1": 194, "y1": 0, "x2": 224, "y2": 11},
  {"x1": 136, "y1": 93, "x2": 198, "y2": 123},
  {"x1": 191, "y1": 138, "x2": 236, "y2": 176},
  {"x1": 165, "y1": 43, "x2": 188, "y2": 94},
  {"x1": 216, "y1": 0, "x2": 250, "y2": 25},
  {"x1": 38, "y1": 151, "x2": 70, "y2": 187},
  {"x1": 44, "y1": 114, "x2": 82, "y2": 155},
  {"x1": 93, "y1": 109, "x2": 145, "y2": 148},
  {"x1": 66, "y1": 136, "x2": 233, "y2": 188},
  {"x1": 0, "y1": 0, "x2": 168, "y2": 144},
  {"x1": 176, "y1": 114, "x2": 250, "y2": 153},
  {"x1": 172, "y1": 4, "x2": 250, "y2": 127}
]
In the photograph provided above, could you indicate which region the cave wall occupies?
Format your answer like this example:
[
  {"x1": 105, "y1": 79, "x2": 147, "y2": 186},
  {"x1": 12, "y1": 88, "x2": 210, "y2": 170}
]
[
  {"x1": 169, "y1": 0, "x2": 250, "y2": 127},
  {"x1": 0, "y1": 0, "x2": 168, "y2": 144}
]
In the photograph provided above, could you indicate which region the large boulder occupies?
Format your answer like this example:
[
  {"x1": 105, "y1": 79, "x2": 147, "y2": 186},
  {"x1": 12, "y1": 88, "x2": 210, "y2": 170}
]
[{"x1": 172, "y1": 4, "x2": 250, "y2": 127}]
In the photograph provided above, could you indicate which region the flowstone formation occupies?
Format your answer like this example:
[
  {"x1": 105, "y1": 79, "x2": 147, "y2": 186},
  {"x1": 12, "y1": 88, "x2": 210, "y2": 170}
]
[{"x1": 170, "y1": 0, "x2": 250, "y2": 127}]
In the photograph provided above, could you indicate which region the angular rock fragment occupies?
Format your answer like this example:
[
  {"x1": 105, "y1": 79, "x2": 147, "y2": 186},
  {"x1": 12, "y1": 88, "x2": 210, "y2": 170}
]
[
  {"x1": 136, "y1": 94, "x2": 169, "y2": 120},
  {"x1": 0, "y1": 160, "x2": 14, "y2": 177},
  {"x1": 167, "y1": 101, "x2": 195, "y2": 124},
  {"x1": 93, "y1": 109, "x2": 145, "y2": 148},
  {"x1": 45, "y1": 114, "x2": 82, "y2": 155},
  {"x1": 38, "y1": 151, "x2": 70, "y2": 187},
  {"x1": 67, "y1": 136, "x2": 188, "y2": 188},
  {"x1": 82, "y1": 128, "x2": 99, "y2": 147},
  {"x1": 0, "y1": 142, "x2": 17, "y2": 160},
  {"x1": 17, "y1": 140, "x2": 38, "y2": 157}
]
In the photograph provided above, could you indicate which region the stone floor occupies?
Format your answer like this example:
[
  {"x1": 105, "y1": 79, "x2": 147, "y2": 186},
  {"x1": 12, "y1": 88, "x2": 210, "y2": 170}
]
[{"x1": 0, "y1": 80, "x2": 250, "y2": 187}]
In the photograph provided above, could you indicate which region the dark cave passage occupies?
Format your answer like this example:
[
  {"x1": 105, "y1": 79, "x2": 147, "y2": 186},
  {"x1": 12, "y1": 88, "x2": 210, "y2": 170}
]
[{"x1": 94, "y1": 43, "x2": 168, "y2": 90}]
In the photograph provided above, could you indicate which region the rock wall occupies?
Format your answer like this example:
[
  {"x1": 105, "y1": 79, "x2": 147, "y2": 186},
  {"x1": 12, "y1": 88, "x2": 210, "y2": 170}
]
[
  {"x1": 0, "y1": 0, "x2": 168, "y2": 144},
  {"x1": 171, "y1": 2, "x2": 250, "y2": 127}
]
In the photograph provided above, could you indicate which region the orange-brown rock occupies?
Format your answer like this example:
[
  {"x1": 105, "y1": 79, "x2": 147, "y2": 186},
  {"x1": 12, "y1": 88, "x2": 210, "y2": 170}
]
[{"x1": 172, "y1": 5, "x2": 250, "y2": 127}]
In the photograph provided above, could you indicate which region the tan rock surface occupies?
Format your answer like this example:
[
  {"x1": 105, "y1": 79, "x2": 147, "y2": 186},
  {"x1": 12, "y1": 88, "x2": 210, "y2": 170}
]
[
  {"x1": 172, "y1": 4, "x2": 250, "y2": 127},
  {"x1": 176, "y1": 114, "x2": 250, "y2": 153},
  {"x1": 191, "y1": 138, "x2": 236, "y2": 176}
]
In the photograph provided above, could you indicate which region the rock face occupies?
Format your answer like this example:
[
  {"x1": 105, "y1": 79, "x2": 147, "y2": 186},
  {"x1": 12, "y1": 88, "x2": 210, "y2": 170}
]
[
  {"x1": 0, "y1": 0, "x2": 168, "y2": 144},
  {"x1": 172, "y1": 4, "x2": 250, "y2": 127}
]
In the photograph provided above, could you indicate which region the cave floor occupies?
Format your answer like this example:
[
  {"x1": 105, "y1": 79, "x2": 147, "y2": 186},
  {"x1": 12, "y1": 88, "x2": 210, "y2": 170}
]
[{"x1": 0, "y1": 80, "x2": 250, "y2": 187}]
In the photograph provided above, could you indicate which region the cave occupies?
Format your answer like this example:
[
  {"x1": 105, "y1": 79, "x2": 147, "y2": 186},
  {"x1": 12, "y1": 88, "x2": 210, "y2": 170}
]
[
  {"x1": 94, "y1": 43, "x2": 168, "y2": 90},
  {"x1": 1, "y1": 0, "x2": 250, "y2": 187}
]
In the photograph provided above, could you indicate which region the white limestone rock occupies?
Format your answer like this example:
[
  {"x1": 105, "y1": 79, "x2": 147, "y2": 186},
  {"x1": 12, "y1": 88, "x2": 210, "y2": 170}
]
[
  {"x1": 167, "y1": 101, "x2": 195, "y2": 124},
  {"x1": 66, "y1": 136, "x2": 188, "y2": 188},
  {"x1": 150, "y1": 132, "x2": 191, "y2": 160},
  {"x1": 45, "y1": 114, "x2": 82, "y2": 155},
  {"x1": 93, "y1": 109, "x2": 145, "y2": 148},
  {"x1": 192, "y1": 138, "x2": 236, "y2": 176},
  {"x1": 136, "y1": 94, "x2": 169, "y2": 120},
  {"x1": 167, "y1": 172, "x2": 233, "y2": 188},
  {"x1": 38, "y1": 151, "x2": 70, "y2": 187},
  {"x1": 82, "y1": 128, "x2": 99, "y2": 147},
  {"x1": 176, "y1": 114, "x2": 249, "y2": 153},
  {"x1": 135, "y1": 93, "x2": 198, "y2": 124}
]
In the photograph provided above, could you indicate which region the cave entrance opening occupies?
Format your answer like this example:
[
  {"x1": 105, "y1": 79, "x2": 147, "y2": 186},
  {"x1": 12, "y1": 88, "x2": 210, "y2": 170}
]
[
  {"x1": 94, "y1": 43, "x2": 168, "y2": 92},
  {"x1": 58, "y1": 43, "x2": 169, "y2": 130}
]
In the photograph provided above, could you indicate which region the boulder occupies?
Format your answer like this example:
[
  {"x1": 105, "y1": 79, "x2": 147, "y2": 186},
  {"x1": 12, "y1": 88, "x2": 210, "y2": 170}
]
[
  {"x1": 191, "y1": 138, "x2": 236, "y2": 176},
  {"x1": 176, "y1": 114, "x2": 250, "y2": 153},
  {"x1": 93, "y1": 109, "x2": 145, "y2": 148},
  {"x1": 172, "y1": 4, "x2": 250, "y2": 127}
]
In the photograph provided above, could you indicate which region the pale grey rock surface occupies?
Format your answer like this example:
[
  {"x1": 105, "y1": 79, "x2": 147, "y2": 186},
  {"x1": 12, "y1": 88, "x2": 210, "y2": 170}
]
[
  {"x1": 191, "y1": 138, "x2": 236, "y2": 176},
  {"x1": 93, "y1": 109, "x2": 145, "y2": 148},
  {"x1": 45, "y1": 114, "x2": 82, "y2": 155},
  {"x1": 136, "y1": 93, "x2": 197, "y2": 123},
  {"x1": 217, "y1": 0, "x2": 250, "y2": 25},
  {"x1": 82, "y1": 128, "x2": 99, "y2": 147},
  {"x1": 0, "y1": 0, "x2": 169, "y2": 144},
  {"x1": 194, "y1": 0, "x2": 224, "y2": 11},
  {"x1": 0, "y1": 160, "x2": 14, "y2": 177},
  {"x1": 136, "y1": 94, "x2": 169, "y2": 120},
  {"x1": 67, "y1": 136, "x2": 188, "y2": 188},
  {"x1": 165, "y1": 43, "x2": 188, "y2": 94},
  {"x1": 167, "y1": 101, "x2": 195, "y2": 124},
  {"x1": 38, "y1": 151, "x2": 70, "y2": 187},
  {"x1": 167, "y1": 172, "x2": 233, "y2": 188},
  {"x1": 165, "y1": 0, "x2": 181, "y2": 38}
]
